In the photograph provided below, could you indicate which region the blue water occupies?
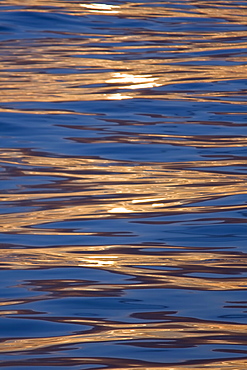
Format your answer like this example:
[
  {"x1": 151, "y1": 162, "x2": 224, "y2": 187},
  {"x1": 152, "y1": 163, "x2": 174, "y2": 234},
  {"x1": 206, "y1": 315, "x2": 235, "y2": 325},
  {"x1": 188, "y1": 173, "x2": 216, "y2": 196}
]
[{"x1": 0, "y1": 1, "x2": 247, "y2": 369}]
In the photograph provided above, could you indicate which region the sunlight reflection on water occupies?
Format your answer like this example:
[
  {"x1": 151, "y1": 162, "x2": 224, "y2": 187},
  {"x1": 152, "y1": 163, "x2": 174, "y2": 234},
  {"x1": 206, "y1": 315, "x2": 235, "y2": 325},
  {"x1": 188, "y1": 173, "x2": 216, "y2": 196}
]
[{"x1": 0, "y1": 0, "x2": 247, "y2": 369}]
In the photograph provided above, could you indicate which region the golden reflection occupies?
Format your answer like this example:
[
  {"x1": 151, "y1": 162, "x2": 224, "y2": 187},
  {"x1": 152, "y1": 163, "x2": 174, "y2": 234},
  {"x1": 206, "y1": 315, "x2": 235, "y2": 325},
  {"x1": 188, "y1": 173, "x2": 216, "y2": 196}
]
[
  {"x1": 0, "y1": 1, "x2": 246, "y2": 105},
  {"x1": 0, "y1": 148, "x2": 246, "y2": 235},
  {"x1": 0, "y1": 301, "x2": 25, "y2": 307},
  {"x1": 108, "y1": 207, "x2": 134, "y2": 213},
  {"x1": 106, "y1": 73, "x2": 161, "y2": 90},
  {"x1": 0, "y1": 316, "x2": 246, "y2": 353},
  {"x1": 0, "y1": 145, "x2": 246, "y2": 292},
  {"x1": 106, "y1": 93, "x2": 132, "y2": 100},
  {"x1": 0, "y1": 1, "x2": 246, "y2": 367},
  {"x1": 0, "y1": 55, "x2": 246, "y2": 103},
  {"x1": 1, "y1": 0, "x2": 246, "y2": 26},
  {"x1": 0, "y1": 244, "x2": 246, "y2": 291},
  {"x1": 80, "y1": 3, "x2": 120, "y2": 14}
]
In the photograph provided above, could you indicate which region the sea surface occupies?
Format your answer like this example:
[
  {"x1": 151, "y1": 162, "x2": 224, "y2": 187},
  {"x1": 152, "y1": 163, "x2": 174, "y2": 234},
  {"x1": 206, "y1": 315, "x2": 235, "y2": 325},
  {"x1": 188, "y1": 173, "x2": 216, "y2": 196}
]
[{"x1": 0, "y1": 1, "x2": 247, "y2": 369}]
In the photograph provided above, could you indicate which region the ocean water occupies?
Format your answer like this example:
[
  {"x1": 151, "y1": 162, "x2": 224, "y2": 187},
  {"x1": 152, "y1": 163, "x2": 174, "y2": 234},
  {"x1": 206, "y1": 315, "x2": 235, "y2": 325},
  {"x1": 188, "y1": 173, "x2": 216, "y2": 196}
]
[{"x1": 0, "y1": 1, "x2": 247, "y2": 369}]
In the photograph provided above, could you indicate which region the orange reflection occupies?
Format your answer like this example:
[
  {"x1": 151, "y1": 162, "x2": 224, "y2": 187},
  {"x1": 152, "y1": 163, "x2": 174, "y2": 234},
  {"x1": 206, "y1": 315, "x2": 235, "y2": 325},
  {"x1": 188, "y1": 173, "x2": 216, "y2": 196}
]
[
  {"x1": 0, "y1": 2, "x2": 247, "y2": 365},
  {"x1": 0, "y1": 148, "x2": 246, "y2": 235},
  {"x1": 0, "y1": 1, "x2": 246, "y2": 106},
  {"x1": 0, "y1": 314, "x2": 246, "y2": 355}
]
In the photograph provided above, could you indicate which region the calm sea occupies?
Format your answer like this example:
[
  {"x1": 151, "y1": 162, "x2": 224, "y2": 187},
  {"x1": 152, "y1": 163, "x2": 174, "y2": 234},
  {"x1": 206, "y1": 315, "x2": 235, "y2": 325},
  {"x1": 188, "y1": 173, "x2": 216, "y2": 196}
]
[{"x1": 0, "y1": 1, "x2": 247, "y2": 369}]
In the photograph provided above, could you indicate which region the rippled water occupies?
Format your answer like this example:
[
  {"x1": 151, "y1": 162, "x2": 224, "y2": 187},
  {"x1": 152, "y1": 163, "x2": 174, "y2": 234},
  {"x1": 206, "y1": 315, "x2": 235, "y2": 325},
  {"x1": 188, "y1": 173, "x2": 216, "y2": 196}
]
[{"x1": 0, "y1": 1, "x2": 247, "y2": 369}]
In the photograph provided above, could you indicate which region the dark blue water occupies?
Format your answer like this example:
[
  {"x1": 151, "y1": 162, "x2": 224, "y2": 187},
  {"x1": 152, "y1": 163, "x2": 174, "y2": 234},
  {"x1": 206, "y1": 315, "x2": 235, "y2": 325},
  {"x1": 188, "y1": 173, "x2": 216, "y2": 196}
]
[{"x1": 0, "y1": 1, "x2": 247, "y2": 369}]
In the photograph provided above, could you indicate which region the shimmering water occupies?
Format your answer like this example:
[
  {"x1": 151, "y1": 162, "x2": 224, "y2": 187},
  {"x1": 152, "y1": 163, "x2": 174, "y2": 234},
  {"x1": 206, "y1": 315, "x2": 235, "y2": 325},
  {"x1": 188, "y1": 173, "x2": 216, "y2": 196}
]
[{"x1": 0, "y1": 1, "x2": 247, "y2": 369}]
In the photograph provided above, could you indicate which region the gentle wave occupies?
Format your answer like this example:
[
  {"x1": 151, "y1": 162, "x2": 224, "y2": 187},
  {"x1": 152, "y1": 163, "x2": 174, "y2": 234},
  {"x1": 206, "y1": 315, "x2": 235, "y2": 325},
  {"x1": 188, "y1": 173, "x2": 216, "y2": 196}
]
[{"x1": 0, "y1": 1, "x2": 247, "y2": 369}]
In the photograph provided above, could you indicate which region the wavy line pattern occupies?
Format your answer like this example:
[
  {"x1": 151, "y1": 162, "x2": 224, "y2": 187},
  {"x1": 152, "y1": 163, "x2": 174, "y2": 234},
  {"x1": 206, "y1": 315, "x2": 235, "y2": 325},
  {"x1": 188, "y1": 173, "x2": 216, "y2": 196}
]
[{"x1": 0, "y1": 1, "x2": 247, "y2": 369}]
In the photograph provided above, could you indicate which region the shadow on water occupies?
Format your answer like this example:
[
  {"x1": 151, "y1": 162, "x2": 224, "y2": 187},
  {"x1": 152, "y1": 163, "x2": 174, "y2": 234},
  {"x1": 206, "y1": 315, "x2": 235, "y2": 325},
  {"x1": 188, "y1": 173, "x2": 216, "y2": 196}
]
[{"x1": 0, "y1": 0, "x2": 247, "y2": 369}]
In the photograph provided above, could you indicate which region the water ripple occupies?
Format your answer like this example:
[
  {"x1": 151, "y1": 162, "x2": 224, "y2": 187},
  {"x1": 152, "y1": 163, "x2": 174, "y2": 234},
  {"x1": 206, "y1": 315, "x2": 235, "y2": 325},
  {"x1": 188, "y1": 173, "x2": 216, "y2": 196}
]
[{"x1": 0, "y1": 0, "x2": 247, "y2": 369}]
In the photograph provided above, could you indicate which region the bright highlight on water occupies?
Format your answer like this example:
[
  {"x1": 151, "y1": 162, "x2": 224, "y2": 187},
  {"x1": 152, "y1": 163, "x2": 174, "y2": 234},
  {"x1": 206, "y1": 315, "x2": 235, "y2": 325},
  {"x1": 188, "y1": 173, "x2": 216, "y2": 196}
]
[{"x1": 0, "y1": 1, "x2": 247, "y2": 369}]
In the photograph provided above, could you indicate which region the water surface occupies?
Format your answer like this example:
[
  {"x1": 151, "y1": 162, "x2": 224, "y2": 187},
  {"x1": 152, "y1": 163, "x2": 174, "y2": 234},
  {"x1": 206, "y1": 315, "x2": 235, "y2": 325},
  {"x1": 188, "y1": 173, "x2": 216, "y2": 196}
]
[{"x1": 0, "y1": 1, "x2": 247, "y2": 369}]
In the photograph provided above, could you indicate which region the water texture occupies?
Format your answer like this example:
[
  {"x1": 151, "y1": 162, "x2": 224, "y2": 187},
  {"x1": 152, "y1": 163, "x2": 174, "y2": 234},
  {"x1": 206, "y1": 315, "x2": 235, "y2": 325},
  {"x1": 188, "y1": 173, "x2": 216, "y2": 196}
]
[{"x1": 0, "y1": 1, "x2": 247, "y2": 369}]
